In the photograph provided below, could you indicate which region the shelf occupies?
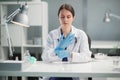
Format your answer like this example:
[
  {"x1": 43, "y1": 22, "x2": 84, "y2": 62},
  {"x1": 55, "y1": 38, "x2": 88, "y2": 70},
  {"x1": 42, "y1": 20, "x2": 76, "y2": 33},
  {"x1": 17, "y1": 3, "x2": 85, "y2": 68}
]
[
  {"x1": 0, "y1": 0, "x2": 41, "y2": 5},
  {"x1": 1, "y1": 45, "x2": 43, "y2": 47},
  {"x1": 22, "y1": 45, "x2": 43, "y2": 47},
  {"x1": 0, "y1": 1, "x2": 48, "y2": 60}
]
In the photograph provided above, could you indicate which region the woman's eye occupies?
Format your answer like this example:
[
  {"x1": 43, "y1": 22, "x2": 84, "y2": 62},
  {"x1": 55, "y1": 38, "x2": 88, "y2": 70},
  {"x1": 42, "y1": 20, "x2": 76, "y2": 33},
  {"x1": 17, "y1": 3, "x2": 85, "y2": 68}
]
[
  {"x1": 67, "y1": 16, "x2": 71, "y2": 18},
  {"x1": 61, "y1": 16, "x2": 65, "y2": 18},
  {"x1": 60, "y1": 15, "x2": 71, "y2": 19}
]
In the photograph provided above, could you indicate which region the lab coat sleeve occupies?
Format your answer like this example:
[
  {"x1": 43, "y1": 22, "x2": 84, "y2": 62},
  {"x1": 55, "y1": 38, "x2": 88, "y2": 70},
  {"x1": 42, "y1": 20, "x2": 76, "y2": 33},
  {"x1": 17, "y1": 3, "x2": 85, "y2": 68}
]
[
  {"x1": 41, "y1": 33, "x2": 60, "y2": 62},
  {"x1": 72, "y1": 31, "x2": 92, "y2": 62}
]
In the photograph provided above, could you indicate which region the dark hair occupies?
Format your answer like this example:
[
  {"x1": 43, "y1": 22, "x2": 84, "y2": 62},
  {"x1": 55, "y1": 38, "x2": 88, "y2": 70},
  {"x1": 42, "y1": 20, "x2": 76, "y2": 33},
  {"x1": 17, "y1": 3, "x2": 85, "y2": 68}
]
[{"x1": 58, "y1": 4, "x2": 75, "y2": 17}]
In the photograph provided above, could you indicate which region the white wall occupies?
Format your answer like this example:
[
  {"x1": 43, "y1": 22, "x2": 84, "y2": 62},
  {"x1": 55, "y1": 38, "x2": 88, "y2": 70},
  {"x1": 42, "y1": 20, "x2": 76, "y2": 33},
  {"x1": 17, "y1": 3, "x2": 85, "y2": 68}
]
[{"x1": 87, "y1": 0, "x2": 120, "y2": 41}]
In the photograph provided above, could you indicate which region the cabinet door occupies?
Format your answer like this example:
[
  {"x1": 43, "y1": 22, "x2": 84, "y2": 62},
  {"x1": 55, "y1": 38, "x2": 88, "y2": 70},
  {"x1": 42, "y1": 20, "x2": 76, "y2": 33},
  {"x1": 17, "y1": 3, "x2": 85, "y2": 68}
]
[{"x1": 27, "y1": 4, "x2": 42, "y2": 26}]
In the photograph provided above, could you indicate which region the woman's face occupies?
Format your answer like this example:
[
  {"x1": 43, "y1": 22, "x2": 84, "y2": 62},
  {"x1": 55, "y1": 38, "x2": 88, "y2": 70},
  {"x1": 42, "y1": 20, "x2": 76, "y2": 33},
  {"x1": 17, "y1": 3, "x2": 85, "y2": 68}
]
[{"x1": 59, "y1": 9, "x2": 74, "y2": 28}]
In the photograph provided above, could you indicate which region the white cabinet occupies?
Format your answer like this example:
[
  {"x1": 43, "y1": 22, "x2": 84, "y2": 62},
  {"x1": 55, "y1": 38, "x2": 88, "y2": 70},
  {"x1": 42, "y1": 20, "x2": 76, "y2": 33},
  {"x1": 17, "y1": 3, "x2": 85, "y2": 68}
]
[
  {"x1": 0, "y1": 1, "x2": 48, "y2": 60},
  {"x1": 28, "y1": 4, "x2": 42, "y2": 25}
]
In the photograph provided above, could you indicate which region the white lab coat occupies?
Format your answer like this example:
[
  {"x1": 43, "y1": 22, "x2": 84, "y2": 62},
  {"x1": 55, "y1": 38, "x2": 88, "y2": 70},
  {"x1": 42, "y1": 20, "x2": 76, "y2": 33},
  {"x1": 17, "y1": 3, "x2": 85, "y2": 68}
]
[
  {"x1": 41, "y1": 26, "x2": 92, "y2": 80},
  {"x1": 42, "y1": 26, "x2": 92, "y2": 62}
]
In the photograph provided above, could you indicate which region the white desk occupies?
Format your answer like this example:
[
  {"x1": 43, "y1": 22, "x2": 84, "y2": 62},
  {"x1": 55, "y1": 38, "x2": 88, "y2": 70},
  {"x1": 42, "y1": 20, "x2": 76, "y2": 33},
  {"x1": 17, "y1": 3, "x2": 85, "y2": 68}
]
[{"x1": 0, "y1": 58, "x2": 120, "y2": 78}]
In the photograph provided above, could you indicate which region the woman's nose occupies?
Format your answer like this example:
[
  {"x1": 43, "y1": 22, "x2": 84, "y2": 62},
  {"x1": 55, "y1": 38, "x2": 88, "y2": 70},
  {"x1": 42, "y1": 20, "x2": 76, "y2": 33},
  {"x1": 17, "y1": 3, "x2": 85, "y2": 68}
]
[{"x1": 64, "y1": 17, "x2": 68, "y2": 21}]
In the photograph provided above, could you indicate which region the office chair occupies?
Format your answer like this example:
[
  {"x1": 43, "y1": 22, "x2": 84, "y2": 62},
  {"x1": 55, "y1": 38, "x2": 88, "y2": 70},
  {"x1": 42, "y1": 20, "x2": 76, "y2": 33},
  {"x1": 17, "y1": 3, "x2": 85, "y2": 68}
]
[
  {"x1": 87, "y1": 34, "x2": 93, "y2": 80},
  {"x1": 87, "y1": 34, "x2": 94, "y2": 58}
]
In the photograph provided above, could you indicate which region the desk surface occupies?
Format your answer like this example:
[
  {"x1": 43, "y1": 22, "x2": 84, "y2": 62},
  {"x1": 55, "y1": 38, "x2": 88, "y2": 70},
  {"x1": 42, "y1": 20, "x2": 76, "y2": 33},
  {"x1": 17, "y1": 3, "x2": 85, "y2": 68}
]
[{"x1": 0, "y1": 57, "x2": 120, "y2": 78}]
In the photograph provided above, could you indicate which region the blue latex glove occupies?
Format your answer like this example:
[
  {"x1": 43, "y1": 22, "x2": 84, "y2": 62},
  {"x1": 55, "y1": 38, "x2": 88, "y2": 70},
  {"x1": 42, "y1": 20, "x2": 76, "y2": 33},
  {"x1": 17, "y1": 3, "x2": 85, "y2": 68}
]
[
  {"x1": 55, "y1": 49, "x2": 70, "y2": 59},
  {"x1": 56, "y1": 32, "x2": 75, "y2": 50}
]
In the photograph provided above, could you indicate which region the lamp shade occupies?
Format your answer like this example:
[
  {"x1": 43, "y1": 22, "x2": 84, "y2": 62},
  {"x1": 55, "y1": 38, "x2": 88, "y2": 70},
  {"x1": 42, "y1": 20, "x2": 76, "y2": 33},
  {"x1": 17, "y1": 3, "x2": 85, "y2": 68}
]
[
  {"x1": 11, "y1": 4, "x2": 29, "y2": 27},
  {"x1": 103, "y1": 13, "x2": 111, "y2": 22},
  {"x1": 11, "y1": 13, "x2": 29, "y2": 27}
]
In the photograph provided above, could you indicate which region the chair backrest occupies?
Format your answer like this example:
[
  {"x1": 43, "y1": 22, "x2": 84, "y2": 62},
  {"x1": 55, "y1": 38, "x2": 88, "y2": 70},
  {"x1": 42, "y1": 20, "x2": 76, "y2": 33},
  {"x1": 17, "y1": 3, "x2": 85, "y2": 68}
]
[
  {"x1": 87, "y1": 34, "x2": 91, "y2": 49},
  {"x1": 86, "y1": 34, "x2": 94, "y2": 58}
]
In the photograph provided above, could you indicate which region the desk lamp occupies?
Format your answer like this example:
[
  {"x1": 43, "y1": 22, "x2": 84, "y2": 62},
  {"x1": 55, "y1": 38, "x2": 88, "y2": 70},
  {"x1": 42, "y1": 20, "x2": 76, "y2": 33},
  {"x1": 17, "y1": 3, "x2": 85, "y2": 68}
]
[
  {"x1": 103, "y1": 9, "x2": 120, "y2": 22},
  {"x1": 4, "y1": 2, "x2": 29, "y2": 60}
]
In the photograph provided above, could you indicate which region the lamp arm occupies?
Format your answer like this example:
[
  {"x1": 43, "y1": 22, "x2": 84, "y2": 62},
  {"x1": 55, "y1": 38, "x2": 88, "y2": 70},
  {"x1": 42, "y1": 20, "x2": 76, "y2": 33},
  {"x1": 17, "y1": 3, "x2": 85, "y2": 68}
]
[
  {"x1": 4, "y1": 7, "x2": 21, "y2": 59},
  {"x1": 6, "y1": 8, "x2": 21, "y2": 23},
  {"x1": 4, "y1": 21, "x2": 13, "y2": 58},
  {"x1": 110, "y1": 13, "x2": 120, "y2": 20}
]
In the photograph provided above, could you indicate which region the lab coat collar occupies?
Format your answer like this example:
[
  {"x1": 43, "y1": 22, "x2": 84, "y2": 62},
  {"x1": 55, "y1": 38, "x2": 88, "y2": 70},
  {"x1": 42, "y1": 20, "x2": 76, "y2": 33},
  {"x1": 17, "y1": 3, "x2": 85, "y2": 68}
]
[
  {"x1": 59, "y1": 25, "x2": 77, "y2": 37},
  {"x1": 71, "y1": 26, "x2": 77, "y2": 35}
]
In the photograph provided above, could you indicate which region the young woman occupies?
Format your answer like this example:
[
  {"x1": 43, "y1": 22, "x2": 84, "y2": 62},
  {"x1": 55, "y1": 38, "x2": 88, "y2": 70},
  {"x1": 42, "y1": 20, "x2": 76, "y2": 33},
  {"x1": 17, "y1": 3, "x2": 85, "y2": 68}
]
[{"x1": 42, "y1": 4, "x2": 92, "y2": 80}]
